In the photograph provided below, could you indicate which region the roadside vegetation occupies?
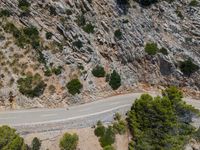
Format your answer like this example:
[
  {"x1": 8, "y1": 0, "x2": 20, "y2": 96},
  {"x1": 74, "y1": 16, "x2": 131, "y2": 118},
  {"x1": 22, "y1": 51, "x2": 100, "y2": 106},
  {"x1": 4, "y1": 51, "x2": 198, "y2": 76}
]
[
  {"x1": 94, "y1": 113, "x2": 127, "y2": 150},
  {"x1": 31, "y1": 137, "x2": 41, "y2": 150},
  {"x1": 127, "y1": 86, "x2": 199, "y2": 149},
  {"x1": 0, "y1": 125, "x2": 27, "y2": 150},
  {"x1": 59, "y1": 133, "x2": 79, "y2": 150}
]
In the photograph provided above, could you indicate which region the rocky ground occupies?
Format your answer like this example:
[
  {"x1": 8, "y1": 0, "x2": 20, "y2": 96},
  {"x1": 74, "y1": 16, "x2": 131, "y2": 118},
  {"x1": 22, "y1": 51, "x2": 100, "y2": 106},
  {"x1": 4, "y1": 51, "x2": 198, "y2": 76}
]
[{"x1": 0, "y1": 0, "x2": 199, "y2": 109}]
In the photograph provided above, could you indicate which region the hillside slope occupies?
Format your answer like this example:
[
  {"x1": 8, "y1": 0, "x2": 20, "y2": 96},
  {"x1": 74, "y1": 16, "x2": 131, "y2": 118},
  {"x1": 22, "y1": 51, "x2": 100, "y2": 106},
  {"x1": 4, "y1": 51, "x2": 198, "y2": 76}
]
[{"x1": 0, "y1": 0, "x2": 199, "y2": 109}]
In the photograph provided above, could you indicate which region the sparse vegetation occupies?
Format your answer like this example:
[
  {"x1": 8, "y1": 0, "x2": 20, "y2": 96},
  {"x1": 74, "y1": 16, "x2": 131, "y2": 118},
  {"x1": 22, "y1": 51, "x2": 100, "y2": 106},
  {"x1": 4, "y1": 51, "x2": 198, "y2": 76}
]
[
  {"x1": 3, "y1": 23, "x2": 40, "y2": 49},
  {"x1": 73, "y1": 40, "x2": 83, "y2": 49},
  {"x1": 159, "y1": 47, "x2": 168, "y2": 55},
  {"x1": 109, "y1": 70, "x2": 121, "y2": 90},
  {"x1": 95, "y1": 113, "x2": 127, "y2": 149},
  {"x1": 66, "y1": 79, "x2": 83, "y2": 95},
  {"x1": 176, "y1": 9, "x2": 184, "y2": 19},
  {"x1": 92, "y1": 65, "x2": 106, "y2": 77},
  {"x1": 0, "y1": 9, "x2": 11, "y2": 17},
  {"x1": 180, "y1": 59, "x2": 199, "y2": 76},
  {"x1": 49, "y1": 6, "x2": 57, "y2": 16},
  {"x1": 114, "y1": 29, "x2": 123, "y2": 40},
  {"x1": 145, "y1": 42, "x2": 158, "y2": 55},
  {"x1": 83, "y1": 23, "x2": 95, "y2": 34},
  {"x1": 18, "y1": 0, "x2": 31, "y2": 12},
  {"x1": 46, "y1": 32, "x2": 53, "y2": 40},
  {"x1": 17, "y1": 73, "x2": 46, "y2": 98},
  {"x1": 59, "y1": 133, "x2": 78, "y2": 150},
  {"x1": 76, "y1": 14, "x2": 86, "y2": 27},
  {"x1": 189, "y1": 0, "x2": 198, "y2": 6},
  {"x1": 137, "y1": 0, "x2": 158, "y2": 6}
]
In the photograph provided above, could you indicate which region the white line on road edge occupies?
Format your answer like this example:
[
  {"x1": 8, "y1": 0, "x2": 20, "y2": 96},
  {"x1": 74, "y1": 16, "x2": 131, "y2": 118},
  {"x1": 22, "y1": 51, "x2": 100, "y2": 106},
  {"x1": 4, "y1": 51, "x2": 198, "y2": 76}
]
[{"x1": 11, "y1": 104, "x2": 132, "y2": 127}]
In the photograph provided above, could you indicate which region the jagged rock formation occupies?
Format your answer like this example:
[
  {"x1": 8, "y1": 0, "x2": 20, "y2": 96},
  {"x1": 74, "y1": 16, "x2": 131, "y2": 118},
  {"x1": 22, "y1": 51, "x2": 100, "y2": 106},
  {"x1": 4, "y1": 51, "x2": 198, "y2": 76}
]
[{"x1": 0, "y1": 0, "x2": 199, "y2": 109}]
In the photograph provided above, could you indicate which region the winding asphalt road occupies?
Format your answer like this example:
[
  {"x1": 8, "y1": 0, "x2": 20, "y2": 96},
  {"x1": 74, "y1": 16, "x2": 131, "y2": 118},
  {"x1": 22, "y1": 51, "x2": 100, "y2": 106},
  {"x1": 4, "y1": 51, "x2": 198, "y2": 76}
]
[{"x1": 0, "y1": 92, "x2": 199, "y2": 133}]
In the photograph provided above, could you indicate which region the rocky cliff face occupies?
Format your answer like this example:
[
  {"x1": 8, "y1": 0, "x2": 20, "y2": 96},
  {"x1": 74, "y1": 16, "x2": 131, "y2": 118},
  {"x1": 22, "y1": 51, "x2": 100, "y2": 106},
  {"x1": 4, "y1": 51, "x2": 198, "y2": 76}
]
[{"x1": 0, "y1": 0, "x2": 199, "y2": 109}]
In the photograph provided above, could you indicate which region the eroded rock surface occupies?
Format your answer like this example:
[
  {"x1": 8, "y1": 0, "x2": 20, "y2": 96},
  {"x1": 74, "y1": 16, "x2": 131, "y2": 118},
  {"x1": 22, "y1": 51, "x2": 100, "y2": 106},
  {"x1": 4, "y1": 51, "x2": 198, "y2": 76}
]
[{"x1": 0, "y1": 0, "x2": 199, "y2": 109}]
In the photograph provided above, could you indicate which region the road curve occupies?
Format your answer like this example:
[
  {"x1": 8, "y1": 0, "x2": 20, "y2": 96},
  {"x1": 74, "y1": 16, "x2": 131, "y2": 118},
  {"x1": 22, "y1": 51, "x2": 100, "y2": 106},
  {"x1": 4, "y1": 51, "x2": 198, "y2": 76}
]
[{"x1": 0, "y1": 92, "x2": 199, "y2": 134}]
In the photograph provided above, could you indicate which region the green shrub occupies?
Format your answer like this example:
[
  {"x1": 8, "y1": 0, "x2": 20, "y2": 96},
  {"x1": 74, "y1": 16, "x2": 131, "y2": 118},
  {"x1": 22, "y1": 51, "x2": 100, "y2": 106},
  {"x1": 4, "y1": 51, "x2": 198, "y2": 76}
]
[
  {"x1": 176, "y1": 10, "x2": 184, "y2": 19},
  {"x1": 66, "y1": 79, "x2": 83, "y2": 95},
  {"x1": 0, "y1": 9, "x2": 11, "y2": 17},
  {"x1": 180, "y1": 59, "x2": 199, "y2": 76},
  {"x1": 66, "y1": 9, "x2": 73, "y2": 15},
  {"x1": 92, "y1": 66, "x2": 106, "y2": 77},
  {"x1": 83, "y1": 23, "x2": 95, "y2": 34},
  {"x1": 159, "y1": 47, "x2": 168, "y2": 55},
  {"x1": 73, "y1": 40, "x2": 83, "y2": 49},
  {"x1": 0, "y1": 125, "x2": 26, "y2": 150},
  {"x1": 18, "y1": 0, "x2": 31, "y2": 12},
  {"x1": 140, "y1": 0, "x2": 158, "y2": 6},
  {"x1": 3, "y1": 22, "x2": 21, "y2": 38},
  {"x1": 193, "y1": 127, "x2": 200, "y2": 141},
  {"x1": 109, "y1": 70, "x2": 121, "y2": 90},
  {"x1": 17, "y1": 73, "x2": 46, "y2": 98},
  {"x1": 3, "y1": 22, "x2": 40, "y2": 49},
  {"x1": 145, "y1": 42, "x2": 158, "y2": 55},
  {"x1": 189, "y1": 0, "x2": 198, "y2": 6},
  {"x1": 114, "y1": 29, "x2": 122, "y2": 40},
  {"x1": 59, "y1": 133, "x2": 78, "y2": 150},
  {"x1": 76, "y1": 14, "x2": 86, "y2": 27},
  {"x1": 52, "y1": 66, "x2": 62, "y2": 75},
  {"x1": 113, "y1": 120, "x2": 126, "y2": 134},
  {"x1": 31, "y1": 137, "x2": 41, "y2": 150},
  {"x1": 114, "y1": 112, "x2": 122, "y2": 121},
  {"x1": 103, "y1": 145, "x2": 115, "y2": 150},
  {"x1": 23, "y1": 26, "x2": 39, "y2": 39},
  {"x1": 128, "y1": 141, "x2": 134, "y2": 150},
  {"x1": 95, "y1": 125, "x2": 106, "y2": 137},
  {"x1": 49, "y1": 6, "x2": 57, "y2": 16},
  {"x1": 46, "y1": 32, "x2": 53, "y2": 40},
  {"x1": 99, "y1": 126, "x2": 115, "y2": 147}
]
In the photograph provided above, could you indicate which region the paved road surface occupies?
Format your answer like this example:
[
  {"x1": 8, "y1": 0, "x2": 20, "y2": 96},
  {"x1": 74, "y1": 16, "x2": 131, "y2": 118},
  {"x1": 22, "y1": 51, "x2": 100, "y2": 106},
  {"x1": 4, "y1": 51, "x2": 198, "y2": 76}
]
[{"x1": 0, "y1": 93, "x2": 199, "y2": 133}]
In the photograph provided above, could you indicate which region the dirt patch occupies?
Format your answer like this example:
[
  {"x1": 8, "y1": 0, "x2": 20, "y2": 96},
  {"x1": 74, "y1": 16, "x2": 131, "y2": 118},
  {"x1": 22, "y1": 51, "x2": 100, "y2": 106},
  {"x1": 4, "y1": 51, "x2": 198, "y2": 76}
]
[{"x1": 23, "y1": 127, "x2": 129, "y2": 150}]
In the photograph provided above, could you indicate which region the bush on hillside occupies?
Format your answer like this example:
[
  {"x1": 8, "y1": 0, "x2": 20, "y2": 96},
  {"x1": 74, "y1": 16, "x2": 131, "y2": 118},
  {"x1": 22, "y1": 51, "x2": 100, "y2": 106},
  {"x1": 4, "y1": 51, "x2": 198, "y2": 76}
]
[
  {"x1": 0, "y1": 9, "x2": 11, "y2": 17},
  {"x1": 46, "y1": 32, "x2": 53, "y2": 40},
  {"x1": 66, "y1": 79, "x2": 83, "y2": 95},
  {"x1": 180, "y1": 59, "x2": 199, "y2": 76},
  {"x1": 83, "y1": 23, "x2": 95, "y2": 34},
  {"x1": 145, "y1": 42, "x2": 158, "y2": 55},
  {"x1": 109, "y1": 70, "x2": 121, "y2": 90},
  {"x1": 17, "y1": 73, "x2": 46, "y2": 98},
  {"x1": 92, "y1": 66, "x2": 106, "y2": 77},
  {"x1": 114, "y1": 29, "x2": 123, "y2": 40},
  {"x1": 18, "y1": 0, "x2": 31, "y2": 12}
]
